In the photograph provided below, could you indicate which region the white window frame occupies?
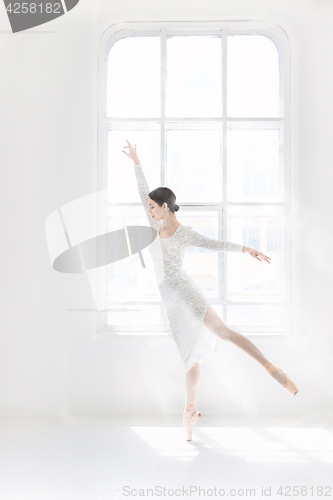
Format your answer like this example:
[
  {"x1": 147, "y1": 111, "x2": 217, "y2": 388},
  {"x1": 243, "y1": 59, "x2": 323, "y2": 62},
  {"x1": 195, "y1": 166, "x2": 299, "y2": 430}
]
[{"x1": 94, "y1": 20, "x2": 300, "y2": 341}]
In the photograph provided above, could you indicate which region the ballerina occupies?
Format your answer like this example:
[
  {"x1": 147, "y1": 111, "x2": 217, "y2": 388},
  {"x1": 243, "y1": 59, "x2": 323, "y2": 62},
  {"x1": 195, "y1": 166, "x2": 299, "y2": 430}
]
[{"x1": 122, "y1": 140, "x2": 299, "y2": 441}]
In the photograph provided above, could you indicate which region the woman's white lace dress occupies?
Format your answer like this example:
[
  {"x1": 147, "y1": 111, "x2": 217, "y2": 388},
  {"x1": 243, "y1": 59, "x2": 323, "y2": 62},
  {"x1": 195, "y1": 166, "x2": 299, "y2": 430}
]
[{"x1": 134, "y1": 163, "x2": 244, "y2": 371}]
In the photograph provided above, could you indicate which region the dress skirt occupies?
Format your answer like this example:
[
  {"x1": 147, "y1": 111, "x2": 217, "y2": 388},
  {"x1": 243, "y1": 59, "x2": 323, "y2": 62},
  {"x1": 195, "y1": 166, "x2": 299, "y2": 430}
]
[{"x1": 158, "y1": 270, "x2": 220, "y2": 371}]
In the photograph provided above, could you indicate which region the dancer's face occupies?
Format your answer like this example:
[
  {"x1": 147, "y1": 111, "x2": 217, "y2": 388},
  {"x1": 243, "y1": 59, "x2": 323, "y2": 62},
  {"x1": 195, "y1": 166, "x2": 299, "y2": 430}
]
[{"x1": 148, "y1": 197, "x2": 165, "y2": 221}]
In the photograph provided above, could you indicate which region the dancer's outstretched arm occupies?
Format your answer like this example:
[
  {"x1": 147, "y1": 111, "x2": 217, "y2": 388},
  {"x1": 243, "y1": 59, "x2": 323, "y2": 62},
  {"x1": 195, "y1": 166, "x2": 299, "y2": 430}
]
[
  {"x1": 185, "y1": 226, "x2": 271, "y2": 263},
  {"x1": 185, "y1": 225, "x2": 244, "y2": 253}
]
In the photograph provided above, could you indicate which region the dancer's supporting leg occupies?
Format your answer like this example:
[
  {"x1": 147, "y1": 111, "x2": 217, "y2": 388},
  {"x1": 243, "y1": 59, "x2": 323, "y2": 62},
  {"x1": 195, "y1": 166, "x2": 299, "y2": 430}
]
[
  {"x1": 203, "y1": 307, "x2": 287, "y2": 387},
  {"x1": 183, "y1": 362, "x2": 200, "y2": 427}
]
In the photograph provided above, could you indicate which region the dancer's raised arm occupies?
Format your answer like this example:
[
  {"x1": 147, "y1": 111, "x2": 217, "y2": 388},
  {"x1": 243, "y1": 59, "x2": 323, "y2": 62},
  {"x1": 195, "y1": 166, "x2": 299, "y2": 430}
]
[{"x1": 122, "y1": 140, "x2": 161, "y2": 231}]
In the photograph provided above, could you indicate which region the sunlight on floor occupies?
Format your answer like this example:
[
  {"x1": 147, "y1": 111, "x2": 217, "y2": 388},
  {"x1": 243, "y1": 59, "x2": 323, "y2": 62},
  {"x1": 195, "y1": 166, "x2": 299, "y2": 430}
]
[
  {"x1": 265, "y1": 427, "x2": 333, "y2": 462},
  {"x1": 130, "y1": 427, "x2": 200, "y2": 460},
  {"x1": 0, "y1": 419, "x2": 332, "y2": 499},
  {"x1": 130, "y1": 426, "x2": 333, "y2": 463}
]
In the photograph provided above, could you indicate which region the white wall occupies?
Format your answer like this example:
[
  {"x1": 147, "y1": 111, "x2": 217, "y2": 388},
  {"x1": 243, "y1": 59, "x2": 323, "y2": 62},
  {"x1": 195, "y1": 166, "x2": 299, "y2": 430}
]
[{"x1": 0, "y1": 0, "x2": 332, "y2": 420}]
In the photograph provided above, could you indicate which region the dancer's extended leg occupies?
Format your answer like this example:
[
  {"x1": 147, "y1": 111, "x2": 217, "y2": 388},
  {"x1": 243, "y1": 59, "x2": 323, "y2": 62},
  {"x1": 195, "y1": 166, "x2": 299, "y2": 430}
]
[
  {"x1": 203, "y1": 307, "x2": 287, "y2": 387},
  {"x1": 183, "y1": 362, "x2": 200, "y2": 428}
]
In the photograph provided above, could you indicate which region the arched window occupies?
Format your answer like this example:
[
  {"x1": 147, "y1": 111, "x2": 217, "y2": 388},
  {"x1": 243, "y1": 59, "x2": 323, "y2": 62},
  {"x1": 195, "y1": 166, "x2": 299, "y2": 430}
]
[{"x1": 97, "y1": 21, "x2": 292, "y2": 336}]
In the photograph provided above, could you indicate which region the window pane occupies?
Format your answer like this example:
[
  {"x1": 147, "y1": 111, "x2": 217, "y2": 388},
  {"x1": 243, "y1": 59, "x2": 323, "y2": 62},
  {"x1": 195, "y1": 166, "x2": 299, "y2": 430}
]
[
  {"x1": 107, "y1": 128, "x2": 160, "y2": 203},
  {"x1": 212, "y1": 305, "x2": 224, "y2": 321},
  {"x1": 227, "y1": 304, "x2": 281, "y2": 329},
  {"x1": 107, "y1": 207, "x2": 161, "y2": 299},
  {"x1": 106, "y1": 37, "x2": 160, "y2": 117},
  {"x1": 166, "y1": 128, "x2": 222, "y2": 202},
  {"x1": 166, "y1": 36, "x2": 222, "y2": 117},
  {"x1": 227, "y1": 35, "x2": 280, "y2": 117},
  {"x1": 227, "y1": 205, "x2": 282, "y2": 302},
  {"x1": 107, "y1": 304, "x2": 161, "y2": 326},
  {"x1": 227, "y1": 126, "x2": 283, "y2": 202}
]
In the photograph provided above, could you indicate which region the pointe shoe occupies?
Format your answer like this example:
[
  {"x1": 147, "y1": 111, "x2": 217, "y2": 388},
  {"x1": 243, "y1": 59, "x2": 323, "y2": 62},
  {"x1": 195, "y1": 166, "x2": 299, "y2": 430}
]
[
  {"x1": 263, "y1": 361, "x2": 299, "y2": 396},
  {"x1": 183, "y1": 403, "x2": 201, "y2": 441}
]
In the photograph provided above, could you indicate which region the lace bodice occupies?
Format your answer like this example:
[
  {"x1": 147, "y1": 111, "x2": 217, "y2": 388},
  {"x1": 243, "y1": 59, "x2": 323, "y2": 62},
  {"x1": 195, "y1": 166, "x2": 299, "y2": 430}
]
[{"x1": 133, "y1": 163, "x2": 244, "y2": 284}]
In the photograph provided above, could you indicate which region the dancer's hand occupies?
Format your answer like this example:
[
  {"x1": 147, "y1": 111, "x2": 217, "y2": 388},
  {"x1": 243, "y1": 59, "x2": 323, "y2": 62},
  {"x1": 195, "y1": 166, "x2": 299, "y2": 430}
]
[
  {"x1": 122, "y1": 139, "x2": 140, "y2": 165},
  {"x1": 245, "y1": 247, "x2": 271, "y2": 263}
]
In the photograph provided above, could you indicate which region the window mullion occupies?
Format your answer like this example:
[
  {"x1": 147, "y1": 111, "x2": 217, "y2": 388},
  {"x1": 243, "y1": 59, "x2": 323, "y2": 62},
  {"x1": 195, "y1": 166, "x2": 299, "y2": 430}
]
[
  {"x1": 222, "y1": 28, "x2": 227, "y2": 324},
  {"x1": 160, "y1": 28, "x2": 167, "y2": 330}
]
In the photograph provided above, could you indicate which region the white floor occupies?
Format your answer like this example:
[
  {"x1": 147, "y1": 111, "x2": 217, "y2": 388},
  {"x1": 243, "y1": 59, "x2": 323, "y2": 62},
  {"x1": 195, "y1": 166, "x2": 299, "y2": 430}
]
[{"x1": 0, "y1": 414, "x2": 332, "y2": 500}]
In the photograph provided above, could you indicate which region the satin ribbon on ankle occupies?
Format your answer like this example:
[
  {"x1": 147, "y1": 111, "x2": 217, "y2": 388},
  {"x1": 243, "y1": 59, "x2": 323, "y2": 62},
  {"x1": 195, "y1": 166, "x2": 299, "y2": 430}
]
[{"x1": 185, "y1": 402, "x2": 196, "y2": 408}]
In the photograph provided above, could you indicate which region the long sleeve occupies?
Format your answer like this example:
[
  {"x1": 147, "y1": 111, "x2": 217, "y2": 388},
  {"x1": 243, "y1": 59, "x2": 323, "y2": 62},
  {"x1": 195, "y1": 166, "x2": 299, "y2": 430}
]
[
  {"x1": 185, "y1": 225, "x2": 244, "y2": 253},
  {"x1": 133, "y1": 163, "x2": 161, "y2": 231}
]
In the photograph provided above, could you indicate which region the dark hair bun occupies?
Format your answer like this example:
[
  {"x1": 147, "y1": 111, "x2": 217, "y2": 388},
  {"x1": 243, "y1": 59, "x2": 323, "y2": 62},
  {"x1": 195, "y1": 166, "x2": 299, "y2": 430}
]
[{"x1": 149, "y1": 186, "x2": 179, "y2": 214}]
